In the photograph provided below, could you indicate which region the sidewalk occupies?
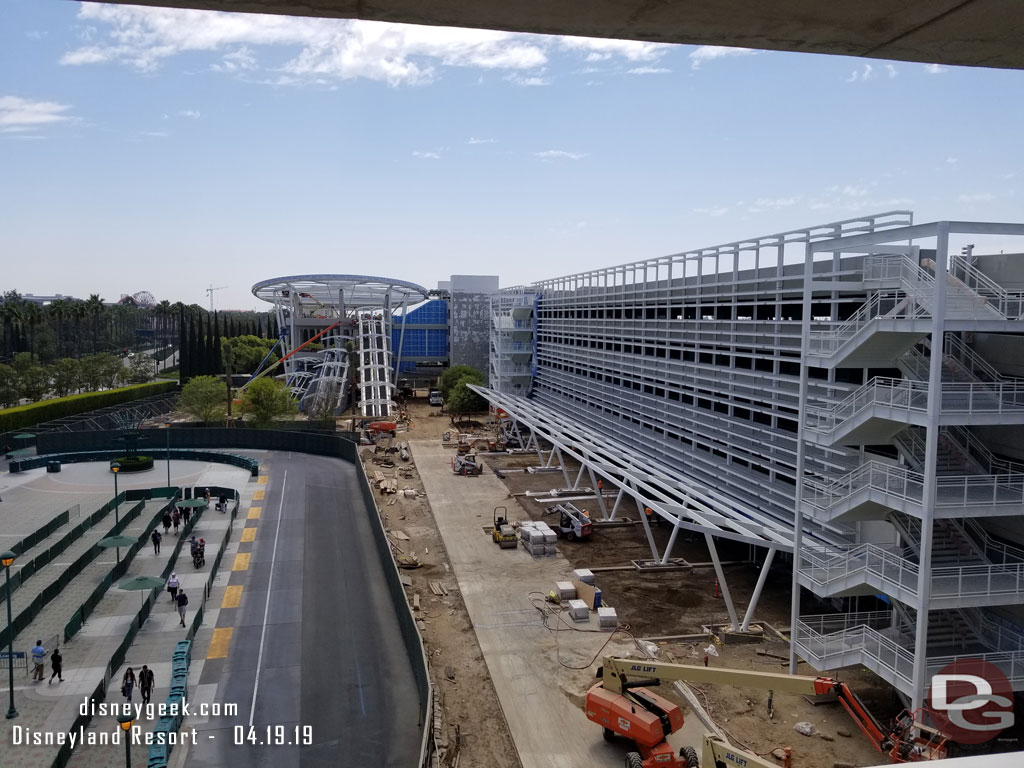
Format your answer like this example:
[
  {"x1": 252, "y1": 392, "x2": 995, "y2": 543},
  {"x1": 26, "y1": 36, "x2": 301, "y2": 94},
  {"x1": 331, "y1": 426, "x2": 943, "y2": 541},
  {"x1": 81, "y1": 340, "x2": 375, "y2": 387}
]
[{"x1": 0, "y1": 462, "x2": 256, "y2": 768}]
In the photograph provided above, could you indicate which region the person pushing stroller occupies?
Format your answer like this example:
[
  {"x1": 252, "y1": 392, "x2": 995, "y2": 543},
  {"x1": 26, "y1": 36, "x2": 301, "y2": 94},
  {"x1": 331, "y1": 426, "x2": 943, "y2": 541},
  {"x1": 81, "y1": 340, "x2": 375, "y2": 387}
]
[{"x1": 190, "y1": 535, "x2": 206, "y2": 568}]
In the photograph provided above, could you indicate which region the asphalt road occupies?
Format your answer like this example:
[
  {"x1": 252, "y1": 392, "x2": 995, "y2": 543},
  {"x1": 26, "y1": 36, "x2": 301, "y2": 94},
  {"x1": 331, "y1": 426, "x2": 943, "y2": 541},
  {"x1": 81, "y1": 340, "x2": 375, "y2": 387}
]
[{"x1": 185, "y1": 452, "x2": 421, "y2": 768}]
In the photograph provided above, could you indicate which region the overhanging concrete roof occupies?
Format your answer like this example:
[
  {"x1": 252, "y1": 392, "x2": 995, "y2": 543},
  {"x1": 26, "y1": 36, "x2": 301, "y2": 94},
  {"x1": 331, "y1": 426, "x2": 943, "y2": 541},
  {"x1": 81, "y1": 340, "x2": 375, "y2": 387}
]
[{"x1": 92, "y1": 1, "x2": 1024, "y2": 70}]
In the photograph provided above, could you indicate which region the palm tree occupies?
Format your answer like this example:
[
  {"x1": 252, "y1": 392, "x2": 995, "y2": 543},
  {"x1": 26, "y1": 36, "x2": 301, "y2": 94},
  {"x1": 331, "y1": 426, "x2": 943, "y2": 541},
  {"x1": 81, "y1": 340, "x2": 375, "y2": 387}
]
[{"x1": 85, "y1": 294, "x2": 105, "y2": 353}]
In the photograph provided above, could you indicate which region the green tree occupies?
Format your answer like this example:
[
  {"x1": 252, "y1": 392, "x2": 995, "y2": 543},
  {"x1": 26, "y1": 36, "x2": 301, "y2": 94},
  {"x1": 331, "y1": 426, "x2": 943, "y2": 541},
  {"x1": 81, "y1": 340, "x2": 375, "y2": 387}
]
[
  {"x1": 18, "y1": 365, "x2": 50, "y2": 401},
  {"x1": 51, "y1": 358, "x2": 82, "y2": 397},
  {"x1": 446, "y1": 378, "x2": 488, "y2": 421},
  {"x1": 0, "y1": 364, "x2": 19, "y2": 407},
  {"x1": 222, "y1": 335, "x2": 279, "y2": 374},
  {"x1": 439, "y1": 364, "x2": 484, "y2": 400},
  {"x1": 179, "y1": 375, "x2": 228, "y2": 423},
  {"x1": 241, "y1": 378, "x2": 297, "y2": 427},
  {"x1": 79, "y1": 353, "x2": 121, "y2": 391},
  {"x1": 126, "y1": 354, "x2": 155, "y2": 384}
]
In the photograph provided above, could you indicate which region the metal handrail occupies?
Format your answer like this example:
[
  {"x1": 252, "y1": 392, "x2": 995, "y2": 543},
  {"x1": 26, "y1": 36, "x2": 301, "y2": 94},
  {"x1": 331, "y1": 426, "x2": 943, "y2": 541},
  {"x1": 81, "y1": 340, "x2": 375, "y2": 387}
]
[
  {"x1": 807, "y1": 377, "x2": 1024, "y2": 433},
  {"x1": 948, "y1": 254, "x2": 1024, "y2": 319},
  {"x1": 804, "y1": 460, "x2": 1024, "y2": 514},
  {"x1": 800, "y1": 542, "x2": 1024, "y2": 600}
]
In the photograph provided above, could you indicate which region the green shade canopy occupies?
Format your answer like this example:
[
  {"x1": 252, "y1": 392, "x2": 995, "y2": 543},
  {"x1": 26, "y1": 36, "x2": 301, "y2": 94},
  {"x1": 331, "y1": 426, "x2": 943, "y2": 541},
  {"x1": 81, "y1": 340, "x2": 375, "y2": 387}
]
[
  {"x1": 118, "y1": 576, "x2": 166, "y2": 591},
  {"x1": 13, "y1": 433, "x2": 35, "y2": 439},
  {"x1": 97, "y1": 535, "x2": 138, "y2": 549},
  {"x1": 177, "y1": 498, "x2": 208, "y2": 508},
  {"x1": 118, "y1": 575, "x2": 168, "y2": 611}
]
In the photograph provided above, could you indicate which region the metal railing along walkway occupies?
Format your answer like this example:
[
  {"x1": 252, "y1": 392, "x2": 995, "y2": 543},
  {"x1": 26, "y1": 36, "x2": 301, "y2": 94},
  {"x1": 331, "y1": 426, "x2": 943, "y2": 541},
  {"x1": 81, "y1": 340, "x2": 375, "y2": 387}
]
[
  {"x1": 803, "y1": 460, "x2": 1024, "y2": 520},
  {"x1": 805, "y1": 377, "x2": 1024, "y2": 439}
]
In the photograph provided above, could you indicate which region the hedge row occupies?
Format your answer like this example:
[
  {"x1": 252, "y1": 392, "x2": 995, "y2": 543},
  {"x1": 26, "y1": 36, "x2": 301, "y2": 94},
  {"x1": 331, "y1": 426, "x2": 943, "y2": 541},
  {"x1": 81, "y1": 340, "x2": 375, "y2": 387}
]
[{"x1": 0, "y1": 381, "x2": 177, "y2": 432}]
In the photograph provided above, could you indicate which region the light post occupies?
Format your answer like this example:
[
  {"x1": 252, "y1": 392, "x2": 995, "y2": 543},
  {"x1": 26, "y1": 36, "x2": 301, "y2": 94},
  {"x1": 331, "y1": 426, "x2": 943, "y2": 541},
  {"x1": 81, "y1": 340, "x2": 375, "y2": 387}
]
[
  {"x1": 2, "y1": 550, "x2": 17, "y2": 720},
  {"x1": 164, "y1": 423, "x2": 171, "y2": 488},
  {"x1": 117, "y1": 713, "x2": 134, "y2": 767},
  {"x1": 111, "y1": 462, "x2": 121, "y2": 560}
]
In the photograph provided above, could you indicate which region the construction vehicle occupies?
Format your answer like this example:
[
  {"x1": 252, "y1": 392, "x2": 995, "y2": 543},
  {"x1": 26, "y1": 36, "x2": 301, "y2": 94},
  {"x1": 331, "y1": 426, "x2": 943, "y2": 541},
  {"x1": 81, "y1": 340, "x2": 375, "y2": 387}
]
[
  {"x1": 452, "y1": 452, "x2": 483, "y2": 476},
  {"x1": 491, "y1": 506, "x2": 518, "y2": 549},
  {"x1": 552, "y1": 502, "x2": 593, "y2": 541},
  {"x1": 585, "y1": 656, "x2": 948, "y2": 767}
]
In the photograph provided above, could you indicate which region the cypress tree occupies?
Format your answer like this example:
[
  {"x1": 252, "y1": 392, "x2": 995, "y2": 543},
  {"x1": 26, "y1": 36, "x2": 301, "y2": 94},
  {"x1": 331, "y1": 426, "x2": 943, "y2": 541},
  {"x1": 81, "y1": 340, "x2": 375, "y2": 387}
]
[
  {"x1": 205, "y1": 314, "x2": 216, "y2": 375},
  {"x1": 178, "y1": 306, "x2": 188, "y2": 382},
  {"x1": 190, "y1": 315, "x2": 202, "y2": 376},
  {"x1": 213, "y1": 312, "x2": 223, "y2": 374}
]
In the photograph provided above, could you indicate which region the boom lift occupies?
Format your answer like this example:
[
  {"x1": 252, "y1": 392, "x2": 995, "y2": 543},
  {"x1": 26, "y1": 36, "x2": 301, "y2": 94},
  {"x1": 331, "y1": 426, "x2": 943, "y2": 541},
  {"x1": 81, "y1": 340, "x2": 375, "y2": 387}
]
[{"x1": 585, "y1": 656, "x2": 948, "y2": 767}]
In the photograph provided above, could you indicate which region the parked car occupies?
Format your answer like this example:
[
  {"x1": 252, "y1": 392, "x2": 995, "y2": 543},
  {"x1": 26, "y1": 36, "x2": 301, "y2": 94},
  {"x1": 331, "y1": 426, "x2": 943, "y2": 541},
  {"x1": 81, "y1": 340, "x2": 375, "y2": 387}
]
[{"x1": 428, "y1": 389, "x2": 443, "y2": 406}]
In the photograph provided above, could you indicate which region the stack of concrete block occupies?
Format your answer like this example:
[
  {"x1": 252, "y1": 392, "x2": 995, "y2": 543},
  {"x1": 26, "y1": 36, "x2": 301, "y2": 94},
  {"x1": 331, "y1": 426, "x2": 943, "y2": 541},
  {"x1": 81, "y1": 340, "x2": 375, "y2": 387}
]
[
  {"x1": 520, "y1": 521, "x2": 558, "y2": 556},
  {"x1": 572, "y1": 568, "x2": 595, "y2": 585},
  {"x1": 597, "y1": 606, "x2": 618, "y2": 629},
  {"x1": 554, "y1": 581, "x2": 576, "y2": 601},
  {"x1": 567, "y1": 599, "x2": 590, "y2": 622}
]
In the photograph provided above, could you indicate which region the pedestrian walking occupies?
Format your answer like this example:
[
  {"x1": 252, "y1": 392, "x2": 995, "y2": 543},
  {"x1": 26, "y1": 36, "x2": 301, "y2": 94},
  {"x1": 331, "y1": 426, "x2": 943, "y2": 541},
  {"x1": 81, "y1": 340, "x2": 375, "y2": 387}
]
[
  {"x1": 49, "y1": 646, "x2": 63, "y2": 684},
  {"x1": 172, "y1": 508, "x2": 181, "y2": 534},
  {"x1": 176, "y1": 590, "x2": 189, "y2": 627},
  {"x1": 203, "y1": 488, "x2": 211, "y2": 506},
  {"x1": 181, "y1": 506, "x2": 191, "y2": 527},
  {"x1": 31, "y1": 640, "x2": 46, "y2": 682},
  {"x1": 167, "y1": 572, "x2": 180, "y2": 603},
  {"x1": 219, "y1": 495, "x2": 227, "y2": 513},
  {"x1": 139, "y1": 665, "x2": 154, "y2": 705},
  {"x1": 151, "y1": 529, "x2": 162, "y2": 555},
  {"x1": 162, "y1": 512, "x2": 172, "y2": 535},
  {"x1": 121, "y1": 667, "x2": 136, "y2": 702}
]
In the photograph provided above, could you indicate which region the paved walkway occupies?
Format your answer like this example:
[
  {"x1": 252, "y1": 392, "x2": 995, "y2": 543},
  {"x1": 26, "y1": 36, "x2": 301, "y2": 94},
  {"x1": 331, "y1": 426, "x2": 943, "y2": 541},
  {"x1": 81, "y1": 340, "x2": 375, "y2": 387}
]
[
  {"x1": 409, "y1": 440, "x2": 701, "y2": 768},
  {"x1": 0, "y1": 460, "x2": 256, "y2": 768}
]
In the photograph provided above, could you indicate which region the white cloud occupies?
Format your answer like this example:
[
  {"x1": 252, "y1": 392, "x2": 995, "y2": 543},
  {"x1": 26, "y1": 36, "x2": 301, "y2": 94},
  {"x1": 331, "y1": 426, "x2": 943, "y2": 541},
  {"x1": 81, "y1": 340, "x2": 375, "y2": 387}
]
[
  {"x1": 842, "y1": 185, "x2": 868, "y2": 197},
  {"x1": 0, "y1": 96, "x2": 73, "y2": 133},
  {"x1": 753, "y1": 196, "x2": 799, "y2": 209},
  {"x1": 958, "y1": 193, "x2": 994, "y2": 203},
  {"x1": 925, "y1": 63, "x2": 948, "y2": 74},
  {"x1": 412, "y1": 150, "x2": 440, "y2": 159},
  {"x1": 947, "y1": 157, "x2": 958, "y2": 164},
  {"x1": 61, "y1": 5, "x2": 669, "y2": 88},
  {"x1": 886, "y1": 64, "x2": 897, "y2": 78},
  {"x1": 179, "y1": 109, "x2": 200, "y2": 120},
  {"x1": 535, "y1": 150, "x2": 587, "y2": 161},
  {"x1": 559, "y1": 37, "x2": 669, "y2": 63},
  {"x1": 467, "y1": 137, "x2": 496, "y2": 145},
  {"x1": 694, "y1": 205, "x2": 728, "y2": 217},
  {"x1": 846, "y1": 64, "x2": 874, "y2": 82},
  {"x1": 628, "y1": 67, "x2": 670, "y2": 75},
  {"x1": 689, "y1": 46, "x2": 758, "y2": 69},
  {"x1": 504, "y1": 73, "x2": 549, "y2": 87},
  {"x1": 212, "y1": 46, "x2": 258, "y2": 73}
]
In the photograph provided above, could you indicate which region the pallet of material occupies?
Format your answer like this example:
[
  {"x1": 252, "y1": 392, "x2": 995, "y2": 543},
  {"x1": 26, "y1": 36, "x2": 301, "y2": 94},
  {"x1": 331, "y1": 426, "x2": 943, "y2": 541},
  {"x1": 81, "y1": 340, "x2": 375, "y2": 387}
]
[
  {"x1": 597, "y1": 606, "x2": 617, "y2": 629},
  {"x1": 567, "y1": 599, "x2": 589, "y2": 622}
]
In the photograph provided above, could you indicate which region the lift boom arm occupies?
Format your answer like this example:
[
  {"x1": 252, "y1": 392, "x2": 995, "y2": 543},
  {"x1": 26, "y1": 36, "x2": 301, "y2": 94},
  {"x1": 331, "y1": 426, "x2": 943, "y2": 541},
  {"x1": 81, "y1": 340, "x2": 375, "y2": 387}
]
[{"x1": 600, "y1": 656, "x2": 837, "y2": 697}]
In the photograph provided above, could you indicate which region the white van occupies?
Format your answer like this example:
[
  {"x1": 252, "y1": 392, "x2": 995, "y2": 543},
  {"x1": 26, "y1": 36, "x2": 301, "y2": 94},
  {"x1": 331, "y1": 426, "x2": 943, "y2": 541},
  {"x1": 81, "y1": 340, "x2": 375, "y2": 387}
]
[{"x1": 428, "y1": 389, "x2": 443, "y2": 406}]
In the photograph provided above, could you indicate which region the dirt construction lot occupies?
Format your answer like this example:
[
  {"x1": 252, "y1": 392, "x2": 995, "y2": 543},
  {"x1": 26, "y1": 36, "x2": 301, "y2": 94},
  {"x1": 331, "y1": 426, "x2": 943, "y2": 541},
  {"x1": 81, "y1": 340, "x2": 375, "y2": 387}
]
[{"x1": 360, "y1": 399, "x2": 899, "y2": 768}]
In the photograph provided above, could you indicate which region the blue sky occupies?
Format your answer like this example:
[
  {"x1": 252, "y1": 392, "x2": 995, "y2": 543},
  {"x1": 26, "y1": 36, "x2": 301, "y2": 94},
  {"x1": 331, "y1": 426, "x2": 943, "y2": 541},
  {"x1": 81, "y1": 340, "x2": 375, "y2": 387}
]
[{"x1": 2, "y1": 1, "x2": 1022, "y2": 311}]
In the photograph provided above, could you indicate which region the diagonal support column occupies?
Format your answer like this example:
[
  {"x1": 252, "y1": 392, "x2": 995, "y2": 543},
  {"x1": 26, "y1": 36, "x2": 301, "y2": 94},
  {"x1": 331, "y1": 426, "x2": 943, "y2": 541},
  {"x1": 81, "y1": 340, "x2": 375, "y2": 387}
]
[
  {"x1": 740, "y1": 547, "x2": 776, "y2": 632},
  {"x1": 608, "y1": 486, "x2": 624, "y2": 521},
  {"x1": 586, "y1": 468, "x2": 609, "y2": 518},
  {"x1": 706, "y1": 532, "x2": 739, "y2": 631},
  {"x1": 634, "y1": 494, "x2": 660, "y2": 560}
]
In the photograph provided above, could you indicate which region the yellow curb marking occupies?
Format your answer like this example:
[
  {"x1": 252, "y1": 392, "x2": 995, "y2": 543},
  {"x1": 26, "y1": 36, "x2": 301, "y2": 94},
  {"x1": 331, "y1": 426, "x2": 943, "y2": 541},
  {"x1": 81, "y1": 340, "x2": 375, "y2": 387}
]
[
  {"x1": 247, "y1": 507, "x2": 261, "y2": 519},
  {"x1": 240, "y1": 527, "x2": 257, "y2": 543},
  {"x1": 257, "y1": 476, "x2": 268, "y2": 485},
  {"x1": 207, "y1": 628, "x2": 233, "y2": 659},
  {"x1": 221, "y1": 585, "x2": 243, "y2": 609},
  {"x1": 253, "y1": 490, "x2": 265, "y2": 501},
  {"x1": 232, "y1": 552, "x2": 251, "y2": 571}
]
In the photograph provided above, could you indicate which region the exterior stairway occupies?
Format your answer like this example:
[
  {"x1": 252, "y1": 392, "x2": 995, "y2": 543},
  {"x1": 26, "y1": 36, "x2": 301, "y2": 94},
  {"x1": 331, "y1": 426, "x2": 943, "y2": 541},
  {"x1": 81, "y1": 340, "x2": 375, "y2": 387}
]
[
  {"x1": 798, "y1": 514, "x2": 1024, "y2": 609},
  {"x1": 807, "y1": 253, "x2": 1007, "y2": 368}
]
